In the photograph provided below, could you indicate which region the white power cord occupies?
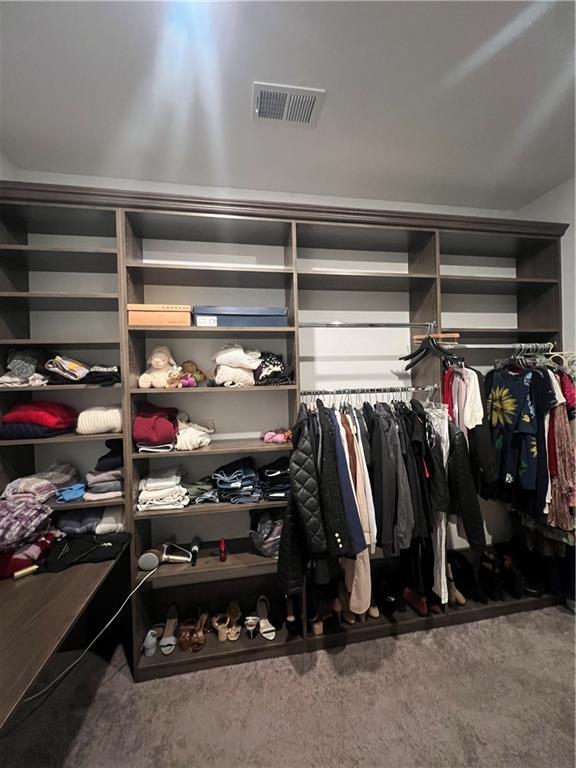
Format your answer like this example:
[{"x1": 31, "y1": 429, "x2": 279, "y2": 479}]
[{"x1": 23, "y1": 567, "x2": 158, "y2": 703}]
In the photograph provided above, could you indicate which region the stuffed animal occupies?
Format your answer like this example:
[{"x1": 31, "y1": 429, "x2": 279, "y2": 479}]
[
  {"x1": 180, "y1": 360, "x2": 205, "y2": 387},
  {"x1": 138, "y1": 346, "x2": 178, "y2": 389},
  {"x1": 166, "y1": 369, "x2": 182, "y2": 388}
]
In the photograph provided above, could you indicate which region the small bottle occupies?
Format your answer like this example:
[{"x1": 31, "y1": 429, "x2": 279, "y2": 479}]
[{"x1": 219, "y1": 538, "x2": 227, "y2": 562}]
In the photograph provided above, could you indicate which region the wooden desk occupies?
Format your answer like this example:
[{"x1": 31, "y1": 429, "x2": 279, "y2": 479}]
[{"x1": 0, "y1": 560, "x2": 118, "y2": 728}]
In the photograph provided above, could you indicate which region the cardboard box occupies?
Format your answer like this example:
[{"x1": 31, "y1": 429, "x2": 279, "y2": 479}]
[{"x1": 128, "y1": 304, "x2": 191, "y2": 327}]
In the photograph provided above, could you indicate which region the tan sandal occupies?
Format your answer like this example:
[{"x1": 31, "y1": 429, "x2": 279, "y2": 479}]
[
  {"x1": 190, "y1": 612, "x2": 209, "y2": 652},
  {"x1": 211, "y1": 613, "x2": 229, "y2": 642},
  {"x1": 226, "y1": 601, "x2": 242, "y2": 642}
]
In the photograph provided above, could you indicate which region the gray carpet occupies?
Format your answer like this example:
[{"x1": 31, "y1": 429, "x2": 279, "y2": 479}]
[{"x1": 1, "y1": 607, "x2": 574, "y2": 768}]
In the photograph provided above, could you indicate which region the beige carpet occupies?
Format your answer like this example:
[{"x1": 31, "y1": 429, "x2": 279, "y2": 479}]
[{"x1": 0, "y1": 607, "x2": 574, "y2": 768}]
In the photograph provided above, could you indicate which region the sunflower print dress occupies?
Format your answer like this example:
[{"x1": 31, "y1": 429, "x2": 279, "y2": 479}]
[{"x1": 487, "y1": 369, "x2": 538, "y2": 492}]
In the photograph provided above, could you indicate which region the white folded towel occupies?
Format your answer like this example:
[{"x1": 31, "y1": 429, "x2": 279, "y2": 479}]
[
  {"x1": 213, "y1": 344, "x2": 261, "y2": 370},
  {"x1": 95, "y1": 506, "x2": 125, "y2": 534},
  {"x1": 214, "y1": 364, "x2": 255, "y2": 388},
  {"x1": 138, "y1": 466, "x2": 182, "y2": 492},
  {"x1": 138, "y1": 485, "x2": 188, "y2": 503}
]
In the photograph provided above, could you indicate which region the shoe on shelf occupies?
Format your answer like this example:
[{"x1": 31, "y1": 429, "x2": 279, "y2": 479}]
[
  {"x1": 447, "y1": 563, "x2": 466, "y2": 606},
  {"x1": 211, "y1": 613, "x2": 229, "y2": 642},
  {"x1": 257, "y1": 595, "x2": 276, "y2": 641},
  {"x1": 226, "y1": 601, "x2": 242, "y2": 642},
  {"x1": 245, "y1": 616, "x2": 259, "y2": 639},
  {"x1": 142, "y1": 625, "x2": 163, "y2": 657},
  {"x1": 159, "y1": 605, "x2": 179, "y2": 655},
  {"x1": 368, "y1": 605, "x2": 380, "y2": 619},
  {"x1": 190, "y1": 611, "x2": 209, "y2": 652},
  {"x1": 337, "y1": 582, "x2": 356, "y2": 625},
  {"x1": 178, "y1": 620, "x2": 196, "y2": 652},
  {"x1": 402, "y1": 588, "x2": 428, "y2": 617},
  {"x1": 285, "y1": 596, "x2": 301, "y2": 636}
]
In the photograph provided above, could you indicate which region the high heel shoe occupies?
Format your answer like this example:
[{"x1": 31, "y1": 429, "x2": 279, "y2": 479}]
[
  {"x1": 245, "y1": 616, "x2": 259, "y2": 639},
  {"x1": 190, "y1": 611, "x2": 209, "y2": 652},
  {"x1": 226, "y1": 601, "x2": 242, "y2": 641},
  {"x1": 447, "y1": 563, "x2": 466, "y2": 606},
  {"x1": 338, "y1": 582, "x2": 356, "y2": 625}
]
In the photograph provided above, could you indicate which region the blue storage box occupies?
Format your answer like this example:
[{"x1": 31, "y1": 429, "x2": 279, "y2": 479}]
[{"x1": 193, "y1": 306, "x2": 289, "y2": 328}]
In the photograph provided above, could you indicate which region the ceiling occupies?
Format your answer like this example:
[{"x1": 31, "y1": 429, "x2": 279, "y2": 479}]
[{"x1": 0, "y1": 1, "x2": 574, "y2": 209}]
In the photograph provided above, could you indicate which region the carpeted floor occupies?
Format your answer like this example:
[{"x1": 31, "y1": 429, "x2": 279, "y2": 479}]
[{"x1": 0, "y1": 607, "x2": 574, "y2": 768}]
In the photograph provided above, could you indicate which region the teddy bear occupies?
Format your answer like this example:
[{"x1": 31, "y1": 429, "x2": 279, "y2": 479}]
[
  {"x1": 179, "y1": 360, "x2": 205, "y2": 388},
  {"x1": 138, "y1": 345, "x2": 178, "y2": 389},
  {"x1": 166, "y1": 369, "x2": 182, "y2": 388}
]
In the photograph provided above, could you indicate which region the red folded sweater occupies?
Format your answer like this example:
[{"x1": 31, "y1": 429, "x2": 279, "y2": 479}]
[
  {"x1": 2, "y1": 401, "x2": 78, "y2": 430},
  {"x1": 132, "y1": 403, "x2": 179, "y2": 446}
]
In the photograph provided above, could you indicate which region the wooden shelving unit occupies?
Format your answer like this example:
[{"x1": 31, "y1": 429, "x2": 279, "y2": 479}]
[{"x1": 0, "y1": 182, "x2": 567, "y2": 689}]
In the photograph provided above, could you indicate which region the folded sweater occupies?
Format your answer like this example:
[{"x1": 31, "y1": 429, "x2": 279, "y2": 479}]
[
  {"x1": 95, "y1": 507, "x2": 125, "y2": 535},
  {"x1": 2, "y1": 401, "x2": 78, "y2": 430},
  {"x1": 133, "y1": 403, "x2": 178, "y2": 446},
  {"x1": 86, "y1": 468, "x2": 124, "y2": 486},
  {"x1": 83, "y1": 490, "x2": 123, "y2": 502},
  {"x1": 138, "y1": 466, "x2": 181, "y2": 492},
  {"x1": 86, "y1": 480, "x2": 123, "y2": 494},
  {"x1": 213, "y1": 344, "x2": 261, "y2": 370},
  {"x1": 77, "y1": 406, "x2": 122, "y2": 435},
  {"x1": 0, "y1": 423, "x2": 71, "y2": 440}
]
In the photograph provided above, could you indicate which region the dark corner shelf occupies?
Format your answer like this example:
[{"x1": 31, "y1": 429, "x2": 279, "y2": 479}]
[
  {"x1": 134, "y1": 499, "x2": 287, "y2": 521},
  {"x1": 0, "y1": 292, "x2": 119, "y2": 310},
  {"x1": 126, "y1": 262, "x2": 293, "y2": 288},
  {"x1": 132, "y1": 437, "x2": 292, "y2": 461},
  {"x1": 0, "y1": 244, "x2": 118, "y2": 273}
]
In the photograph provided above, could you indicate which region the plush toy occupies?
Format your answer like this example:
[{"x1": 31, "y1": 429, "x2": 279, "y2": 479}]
[
  {"x1": 166, "y1": 369, "x2": 182, "y2": 388},
  {"x1": 180, "y1": 360, "x2": 205, "y2": 387},
  {"x1": 138, "y1": 345, "x2": 178, "y2": 389}
]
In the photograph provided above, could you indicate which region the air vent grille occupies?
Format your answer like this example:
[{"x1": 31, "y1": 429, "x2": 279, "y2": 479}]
[{"x1": 252, "y1": 83, "x2": 325, "y2": 127}]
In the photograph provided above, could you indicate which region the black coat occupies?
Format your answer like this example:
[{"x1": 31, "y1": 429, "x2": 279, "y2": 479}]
[
  {"x1": 277, "y1": 497, "x2": 306, "y2": 596},
  {"x1": 289, "y1": 405, "x2": 327, "y2": 555},
  {"x1": 468, "y1": 368, "x2": 498, "y2": 497},
  {"x1": 447, "y1": 422, "x2": 487, "y2": 552}
]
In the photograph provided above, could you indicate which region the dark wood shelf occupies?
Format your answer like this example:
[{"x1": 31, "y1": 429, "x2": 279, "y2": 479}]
[
  {"x1": 49, "y1": 497, "x2": 125, "y2": 512},
  {"x1": 135, "y1": 499, "x2": 286, "y2": 520},
  {"x1": 0, "y1": 383, "x2": 122, "y2": 392},
  {"x1": 296, "y1": 222, "x2": 435, "y2": 253},
  {"x1": 136, "y1": 626, "x2": 302, "y2": 680},
  {"x1": 130, "y1": 385, "x2": 297, "y2": 395},
  {"x1": 440, "y1": 275, "x2": 559, "y2": 295},
  {"x1": 128, "y1": 325, "x2": 296, "y2": 337},
  {"x1": 0, "y1": 291, "x2": 119, "y2": 310},
  {"x1": 126, "y1": 262, "x2": 293, "y2": 288},
  {"x1": 132, "y1": 437, "x2": 291, "y2": 461},
  {"x1": 440, "y1": 230, "x2": 556, "y2": 258},
  {"x1": 0, "y1": 244, "x2": 117, "y2": 273},
  {"x1": 297, "y1": 270, "x2": 434, "y2": 292},
  {"x1": 0, "y1": 432, "x2": 123, "y2": 447},
  {"x1": 136, "y1": 545, "x2": 278, "y2": 586},
  {"x1": 0, "y1": 338, "x2": 119, "y2": 347},
  {"x1": 0, "y1": 559, "x2": 118, "y2": 728}
]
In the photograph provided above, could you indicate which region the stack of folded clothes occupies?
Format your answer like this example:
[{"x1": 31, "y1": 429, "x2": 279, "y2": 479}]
[
  {"x1": 84, "y1": 467, "x2": 124, "y2": 502},
  {"x1": 44, "y1": 355, "x2": 121, "y2": 386},
  {"x1": 133, "y1": 402, "x2": 178, "y2": 453},
  {"x1": 0, "y1": 401, "x2": 77, "y2": 439},
  {"x1": 259, "y1": 457, "x2": 291, "y2": 501},
  {"x1": 2, "y1": 462, "x2": 81, "y2": 504},
  {"x1": 182, "y1": 475, "x2": 219, "y2": 504},
  {"x1": 0, "y1": 349, "x2": 48, "y2": 388},
  {"x1": 212, "y1": 344, "x2": 261, "y2": 387},
  {"x1": 254, "y1": 352, "x2": 295, "y2": 386},
  {"x1": 133, "y1": 403, "x2": 214, "y2": 453},
  {"x1": 212, "y1": 457, "x2": 262, "y2": 504},
  {"x1": 137, "y1": 466, "x2": 189, "y2": 512}
]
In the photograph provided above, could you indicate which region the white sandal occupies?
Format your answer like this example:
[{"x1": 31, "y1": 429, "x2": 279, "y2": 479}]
[
  {"x1": 159, "y1": 605, "x2": 178, "y2": 655},
  {"x1": 257, "y1": 595, "x2": 276, "y2": 641}
]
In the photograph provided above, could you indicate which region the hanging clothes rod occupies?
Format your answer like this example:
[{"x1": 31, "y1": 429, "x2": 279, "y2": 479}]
[
  {"x1": 300, "y1": 384, "x2": 438, "y2": 396},
  {"x1": 299, "y1": 321, "x2": 437, "y2": 329},
  {"x1": 446, "y1": 342, "x2": 555, "y2": 351}
]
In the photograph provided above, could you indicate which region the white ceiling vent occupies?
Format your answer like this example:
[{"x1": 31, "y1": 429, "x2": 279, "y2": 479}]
[{"x1": 252, "y1": 82, "x2": 325, "y2": 127}]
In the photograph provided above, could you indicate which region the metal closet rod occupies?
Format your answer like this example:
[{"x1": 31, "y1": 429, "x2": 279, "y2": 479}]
[
  {"x1": 448, "y1": 342, "x2": 555, "y2": 351},
  {"x1": 301, "y1": 384, "x2": 438, "y2": 396},
  {"x1": 299, "y1": 321, "x2": 437, "y2": 329}
]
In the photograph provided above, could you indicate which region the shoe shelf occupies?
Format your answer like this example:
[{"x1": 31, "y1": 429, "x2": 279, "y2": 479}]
[
  {"x1": 136, "y1": 626, "x2": 302, "y2": 681},
  {"x1": 136, "y1": 542, "x2": 279, "y2": 587},
  {"x1": 134, "y1": 499, "x2": 287, "y2": 521},
  {"x1": 131, "y1": 438, "x2": 292, "y2": 461}
]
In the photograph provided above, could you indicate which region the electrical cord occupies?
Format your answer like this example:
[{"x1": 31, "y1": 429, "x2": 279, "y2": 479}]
[{"x1": 22, "y1": 566, "x2": 158, "y2": 703}]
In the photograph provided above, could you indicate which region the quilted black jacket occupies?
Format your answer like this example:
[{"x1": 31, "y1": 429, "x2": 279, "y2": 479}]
[
  {"x1": 289, "y1": 405, "x2": 327, "y2": 555},
  {"x1": 278, "y1": 497, "x2": 306, "y2": 595}
]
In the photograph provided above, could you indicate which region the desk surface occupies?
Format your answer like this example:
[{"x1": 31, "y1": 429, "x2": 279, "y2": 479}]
[{"x1": 0, "y1": 560, "x2": 117, "y2": 729}]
